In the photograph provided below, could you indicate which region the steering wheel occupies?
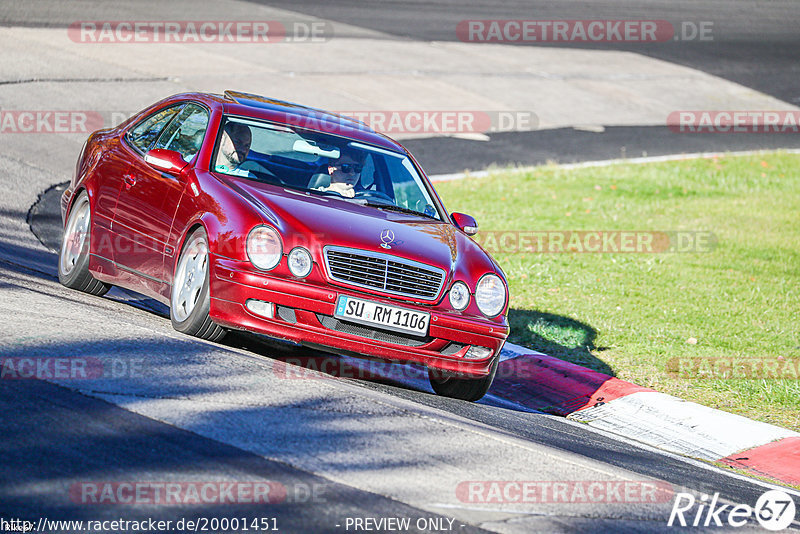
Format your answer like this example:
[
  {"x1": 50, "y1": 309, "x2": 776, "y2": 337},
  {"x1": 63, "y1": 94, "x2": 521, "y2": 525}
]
[{"x1": 354, "y1": 190, "x2": 395, "y2": 203}]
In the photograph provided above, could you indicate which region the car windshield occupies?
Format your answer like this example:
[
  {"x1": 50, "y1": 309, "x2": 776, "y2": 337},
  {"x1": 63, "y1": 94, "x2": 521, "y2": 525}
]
[{"x1": 212, "y1": 116, "x2": 441, "y2": 220}]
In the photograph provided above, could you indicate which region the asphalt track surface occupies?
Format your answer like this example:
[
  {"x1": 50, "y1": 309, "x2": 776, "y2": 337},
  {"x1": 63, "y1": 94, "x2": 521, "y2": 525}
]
[
  {"x1": 257, "y1": 0, "x2": 800, "y2": 173},
  {"x1": 2, "y1": 379, "x2": 489, "y2": 534},
  {"x1": 3, "y1": 0, "x2": 800, "y2": 532},
  {"x1": 11, "y1": 184, "x2": 798, "y2": 531},
  {"x1": 255, "y1": 0, "x2": 800, "y2": 104},
  {"x1": 3, "y1": 1, "x2": 800, "y2": 172}
]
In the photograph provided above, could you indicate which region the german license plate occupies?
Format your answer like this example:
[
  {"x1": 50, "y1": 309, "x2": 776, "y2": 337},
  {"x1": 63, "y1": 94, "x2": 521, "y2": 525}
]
[{"x1": 334, "y1": 296, "x2": 430, "y2": 336}]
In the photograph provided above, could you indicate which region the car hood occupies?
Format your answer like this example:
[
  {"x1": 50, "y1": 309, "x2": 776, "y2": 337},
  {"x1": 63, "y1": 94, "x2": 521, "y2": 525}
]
[{"x1": 221, "y1": 177, "x2": 499, "y2": 279}]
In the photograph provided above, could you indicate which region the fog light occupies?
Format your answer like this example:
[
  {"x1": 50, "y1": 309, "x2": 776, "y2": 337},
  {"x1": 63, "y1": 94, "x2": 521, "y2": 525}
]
[
  {"x1": 449, "y1": 281, "x2": 470, "y2": 311},
  {"x1": 288, "y1": 247, "x2": 313, "y2": 278},
  {"x1": 464, "y1": 346, "x2": 492, "y2": 360},
  {"x1": 246, "y1": 299, "x2": 274, "y2": 319}
]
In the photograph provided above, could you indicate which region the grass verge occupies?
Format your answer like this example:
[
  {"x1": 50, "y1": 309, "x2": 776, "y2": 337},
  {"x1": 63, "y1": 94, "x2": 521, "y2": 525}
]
[{"x1": 435, "y1": 151, "x2": 799, "y2": 431}]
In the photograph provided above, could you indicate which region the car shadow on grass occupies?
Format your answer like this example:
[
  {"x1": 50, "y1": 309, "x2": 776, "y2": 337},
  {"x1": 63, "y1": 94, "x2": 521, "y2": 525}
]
[
  {"x1": 483, "y1": 309, "x2": 625, "y2": 415},
  {"x1": 507, "y1": 308, "x2": 614, "y2": 376}
]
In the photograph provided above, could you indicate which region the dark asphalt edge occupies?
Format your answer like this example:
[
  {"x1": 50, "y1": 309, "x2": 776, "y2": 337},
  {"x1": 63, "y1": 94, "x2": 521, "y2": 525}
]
[
  {"x1": 0, "y1": 377, "x2": 493, "y2": 533},
  {"x1": 26, "y1": 180, "x2": 64, "y2": 253}
]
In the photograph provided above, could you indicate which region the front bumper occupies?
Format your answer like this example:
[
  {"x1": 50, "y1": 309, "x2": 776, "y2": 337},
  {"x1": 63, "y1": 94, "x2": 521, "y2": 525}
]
[{"x1": 209, "y1": 257, "x2": 508, "y2": 377}]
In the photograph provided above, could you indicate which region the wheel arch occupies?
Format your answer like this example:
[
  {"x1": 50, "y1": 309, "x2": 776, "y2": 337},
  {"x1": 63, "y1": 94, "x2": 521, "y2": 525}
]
[
  {"x1": 63, "y1": 184, "x2": 92, "y2": 226},
  {"x1": 172, "y1": 220, "x2": 209, "y2": 275},
  {"x1": 168, "y1": 213, "x2": 225, "y2": 291}
]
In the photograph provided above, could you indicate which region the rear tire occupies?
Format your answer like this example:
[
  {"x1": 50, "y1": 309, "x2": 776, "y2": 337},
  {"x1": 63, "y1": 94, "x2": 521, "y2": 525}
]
[
  {"x1": 428, "y1": 356, "x2": 498, "y2": 402},
  {"x1": 58, "y1": 192, "x2": 111, "y2": 296},
  {"x1": 170, "y1": 228, "x2": 227, "y2": 342}
]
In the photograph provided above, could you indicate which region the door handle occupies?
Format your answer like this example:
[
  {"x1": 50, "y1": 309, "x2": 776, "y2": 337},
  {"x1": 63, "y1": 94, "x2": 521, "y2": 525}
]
[{"x1": 123, "y1": 173, "x2": 136, "y2": 189}]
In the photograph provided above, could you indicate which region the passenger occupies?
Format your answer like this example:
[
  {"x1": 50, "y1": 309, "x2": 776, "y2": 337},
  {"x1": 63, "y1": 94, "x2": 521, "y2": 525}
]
[{"x1": 214, "y1": 121, "x2": 271, "y2": 178}]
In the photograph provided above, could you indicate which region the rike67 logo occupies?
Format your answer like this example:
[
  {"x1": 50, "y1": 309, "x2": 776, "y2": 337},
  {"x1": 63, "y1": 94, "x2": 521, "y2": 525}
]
[{"x1": 668, "y1": 489, "x2": 796, "y2": 530}]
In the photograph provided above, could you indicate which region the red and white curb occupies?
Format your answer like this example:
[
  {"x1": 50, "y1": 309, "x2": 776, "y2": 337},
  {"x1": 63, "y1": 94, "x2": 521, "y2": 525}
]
[{"x1": 497, "y1": 344, "x2": 800, "y2": 487}]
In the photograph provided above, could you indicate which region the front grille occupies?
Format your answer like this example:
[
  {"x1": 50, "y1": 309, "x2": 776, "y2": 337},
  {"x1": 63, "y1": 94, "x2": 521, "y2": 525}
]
[
  {"x1": 316, "y1": 314, "x2": 429, "y2": 346},
  {"x1": 324, "y1": 246, "x2": 445, "y2": 300}
]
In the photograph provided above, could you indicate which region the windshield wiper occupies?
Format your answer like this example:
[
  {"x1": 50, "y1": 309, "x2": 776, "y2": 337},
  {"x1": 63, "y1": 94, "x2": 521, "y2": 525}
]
[
  {"x1": 309, "y1": 190, "x2": 369, "y2": 205},
  {"x1": 364, "y1": 201, "x2": 438, "y2": 220}
]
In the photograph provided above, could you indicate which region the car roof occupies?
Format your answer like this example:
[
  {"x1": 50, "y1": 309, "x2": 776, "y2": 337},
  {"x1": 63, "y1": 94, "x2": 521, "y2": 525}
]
[{"x1": 170, "y1": 90, "x2": 405, "y2": 154}]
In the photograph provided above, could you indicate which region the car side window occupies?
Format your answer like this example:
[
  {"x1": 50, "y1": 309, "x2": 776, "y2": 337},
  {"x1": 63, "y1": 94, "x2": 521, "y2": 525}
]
[
  {"x1": 127, "y1": 105, "x2": 183, "y2": 153},
  {"x1": 154, "y1": 103, "x2": 210, "y2": 162}
]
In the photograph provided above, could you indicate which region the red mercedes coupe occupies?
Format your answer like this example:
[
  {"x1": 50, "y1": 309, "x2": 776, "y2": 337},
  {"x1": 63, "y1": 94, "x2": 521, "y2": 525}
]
[{"x1": 58, "y1": 91, "x2": 509, "y2": 400}]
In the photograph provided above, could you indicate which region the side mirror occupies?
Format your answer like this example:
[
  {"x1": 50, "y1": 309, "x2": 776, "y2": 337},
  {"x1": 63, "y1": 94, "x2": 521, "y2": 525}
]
[
  {"x1": 451, "y1": 212, "x2": 478, "y2": 235},
  {"x1": 144, "y1": 148, "x2": 189, "y2": 175}
]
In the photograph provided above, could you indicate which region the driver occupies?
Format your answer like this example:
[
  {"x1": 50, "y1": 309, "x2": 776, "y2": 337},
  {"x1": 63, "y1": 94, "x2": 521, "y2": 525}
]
[
  {"x1": 214, "y1": 121, "x2": 271, "y2": 178},
  {"x1": 315, "y1": 148, "x2": 366, "y2": 198}
]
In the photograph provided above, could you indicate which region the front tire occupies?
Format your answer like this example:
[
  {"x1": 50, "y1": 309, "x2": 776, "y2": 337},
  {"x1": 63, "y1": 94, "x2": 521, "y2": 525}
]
[
  {"x1": 170, "y1": 228, "x2": 226, "y2": 341},
  {"x1": 58, "y1": 192, "x2": 111, "y2": 296},
  {"x1": 428, "y1": 356, "x2": 499, "y2": 402}
]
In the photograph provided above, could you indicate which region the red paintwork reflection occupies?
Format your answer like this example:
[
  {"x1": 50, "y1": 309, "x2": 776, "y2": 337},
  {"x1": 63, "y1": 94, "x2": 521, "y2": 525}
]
[{"x1": 62, "y1": 92, "x2": 509, "y2": 376}]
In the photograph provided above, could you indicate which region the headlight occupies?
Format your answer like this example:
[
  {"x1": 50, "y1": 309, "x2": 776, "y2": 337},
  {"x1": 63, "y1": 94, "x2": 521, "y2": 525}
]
[
  {"x1": 246, "y1": 225, "x2": 282, "y2": 270},
  {"x1": 288, "y1": 247, "x2": 313, "y2": 278},
  {"x1": 449, "y1": 281, "x2": 470, "y2": 311},
  {"x1": 475, "y1": 274, "x2": 506, "y2": 317}
]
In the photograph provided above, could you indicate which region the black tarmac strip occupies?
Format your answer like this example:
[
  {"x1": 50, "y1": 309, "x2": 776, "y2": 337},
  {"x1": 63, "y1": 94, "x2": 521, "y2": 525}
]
[
  {"x1": 0, "y1": 378, "x2": 490, "y2": 534},
  {"x1": 404, "y1": 126, "x2": 800, "y2": 176}
]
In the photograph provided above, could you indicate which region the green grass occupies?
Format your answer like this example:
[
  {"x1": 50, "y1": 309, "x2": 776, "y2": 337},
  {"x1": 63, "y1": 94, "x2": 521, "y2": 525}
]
[{"x1": 436, "y1": 152, "x2": 800, "y2": 431}]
